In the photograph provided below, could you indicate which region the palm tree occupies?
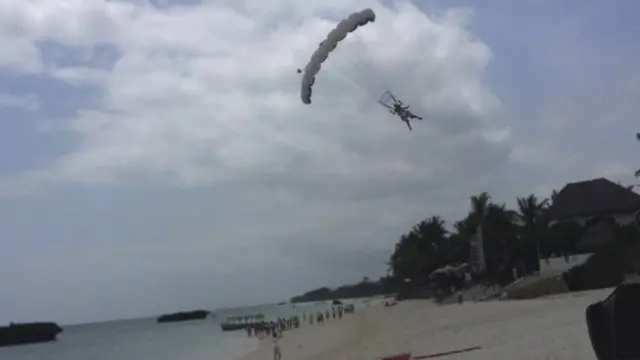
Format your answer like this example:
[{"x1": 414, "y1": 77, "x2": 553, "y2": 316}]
[
  {"x1": 616, "y1": 181, "x2": 635, "y2": 191},
  {"x1": 412, "y1": 216, "x2": 447, "y2": 241},
  {"x1": 483, "y1": 203, "x2": 518, "y2": 279},
  {"x1": 388, "y1": 215, "x2": 450, "y2": 283},
  {"x1": 549, "y1": 189, "x2": 560, "y2": 205},
  {"x1": 515, "y1": 195, "x2": 548, "y2": 273},
  {"x1": 453, "y1": 218, "x2": 474, "y2": 237},
  {"x1": 388, "y1": 233, "x2": 420, "y2": 281},
  {"x1": 416, "y1": 216, "x2": 449, "y2": 275},
  {"x1": 469, "y1": 192, "x2": 491, "y2": 274},
  {"x1": 470, "y1": 192, "x2": 491, "y2": 227},
  {"x1": 446, "y1": 217, "x2": 474, "y2": 263}
]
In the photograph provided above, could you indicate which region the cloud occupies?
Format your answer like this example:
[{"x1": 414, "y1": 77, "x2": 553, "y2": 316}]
[
  {"x1": 0, "y1": 0, "x2": 514, "y2": 323},
  {"x1": 0, "y1": 94, "x2": 39, "y2": 111},
  {"x1": 2, "y1": 0, "x2": 508, "y2": 187},
  {"x1": 6, "y1": 0, "x2": 638, "y2": 324}
]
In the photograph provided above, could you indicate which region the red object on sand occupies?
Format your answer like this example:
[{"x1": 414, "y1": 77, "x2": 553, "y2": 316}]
[
  {"x1": 381, "y1": 354, "x2": 411, "y2": 360},
  {"x1": 380, "y1": 346, "x2": 482, "y2": 360},
  {"x1": 414, "y1": 346, "x2": 482, "y2": 359}
]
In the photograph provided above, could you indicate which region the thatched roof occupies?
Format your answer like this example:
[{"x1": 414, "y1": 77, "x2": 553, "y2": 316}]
[{"x1": 546, "y1": 178, "x2": 640, "y2": 220}]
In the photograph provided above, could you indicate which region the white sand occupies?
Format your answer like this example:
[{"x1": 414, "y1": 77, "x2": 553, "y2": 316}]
[{"x1": 239, "y1": 289, "x2": 612, "y2": 360}]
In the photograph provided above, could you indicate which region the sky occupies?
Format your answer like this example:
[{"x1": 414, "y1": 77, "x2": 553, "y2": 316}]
[{"x1": 0, "y1": 0, "x2": 638, "y2": 325}]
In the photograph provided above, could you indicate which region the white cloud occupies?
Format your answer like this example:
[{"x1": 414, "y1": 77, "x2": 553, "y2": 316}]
[
  {"x1": 0, "y1": 0, "x2": 519, "y2": 321},
  {"x1": 1, "y1": 0, "x2": 639, "y2": 323},
  {"x1": 2, "y1": 0, "x2": 508, "y2": 188},
  {"x1": 0, "y1": 93, "x2": 39, "y2": 111}
]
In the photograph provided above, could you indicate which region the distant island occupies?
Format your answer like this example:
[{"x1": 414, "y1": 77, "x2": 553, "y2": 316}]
[
  {"x1": 157, "y1": 310, "x2": 210, "y2": 323},
  {"x1": 0, "y1": 322, "x2": 63, "y2": 347},
  {"x1": 290, "y1": 276, "x2": 395, "y2": 303}
]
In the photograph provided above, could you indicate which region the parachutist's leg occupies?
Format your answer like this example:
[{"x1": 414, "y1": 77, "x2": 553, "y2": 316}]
[{"x1": 406, "y1": 121, "x2": 412, "y2": 131}]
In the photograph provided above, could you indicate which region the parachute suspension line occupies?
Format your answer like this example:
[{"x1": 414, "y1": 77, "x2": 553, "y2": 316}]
[
  {"x1": 307, "y1": 56, "x2": 365, "y2": 104},
  {"x1": 309, "y1": 84, "x2": 363, "y2": 108},
  {"x1": 308, "y1": 45, "x2": 371, "y2": 104},
  {"x1": 318, "y1": 53, "x2": 373, "y2": 104},
  {"x1": 318, "y1": 25, "x2": 373, "y2": 92},
  {"x1": 311, "y1": 61, "x2": 367, "y2": 100},
  {"x1": 350, "y1": 31, "x2": 392, "y2": 94},
  {"x1": 331, "y1": 31, "x2": 388, "y2": 102},
  {"x1": 323, "y1": 58, "x2": 366, "y2": 90},
  {"x1": 332, "y1": 51, "x2": 369, "y2": 88},
  {"x1": 348, "y1": 32, "x2": 379, "y2": 79}
]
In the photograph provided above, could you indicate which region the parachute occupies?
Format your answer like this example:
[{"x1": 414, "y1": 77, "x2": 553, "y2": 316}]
[{"x1": 300, "y1": 9, "x2": 376, "y2": 105}]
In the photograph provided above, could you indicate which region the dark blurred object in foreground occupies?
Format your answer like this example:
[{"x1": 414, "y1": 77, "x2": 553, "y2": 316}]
[{"x1": 587, "y1": 283, "x2": 640, "y2": 360}]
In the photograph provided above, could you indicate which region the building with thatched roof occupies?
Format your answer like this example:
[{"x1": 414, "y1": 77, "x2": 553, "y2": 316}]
[{"x1": 546, "y1": 178, "x2": 640, "y2": 254}]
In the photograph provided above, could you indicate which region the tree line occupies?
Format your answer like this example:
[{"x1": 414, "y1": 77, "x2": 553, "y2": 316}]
[
  {"x1": 290, "y1": 189, "x2": 639, "y2": 302},
  {"x1": 290, "y1": 276, "x2": 395, "y2": 303}
]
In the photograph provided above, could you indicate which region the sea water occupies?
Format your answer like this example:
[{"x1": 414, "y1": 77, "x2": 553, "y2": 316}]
[{"x1": 0, "y1": 299, "x2": 372, "y2": 360}]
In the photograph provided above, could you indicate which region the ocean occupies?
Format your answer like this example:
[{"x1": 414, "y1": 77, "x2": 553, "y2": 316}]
[{"x1": 0, "y1": 298, "x2": 374, "y2": 360}]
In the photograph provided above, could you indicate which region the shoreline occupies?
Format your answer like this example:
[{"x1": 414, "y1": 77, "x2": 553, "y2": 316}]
[
  {"x1": 224, "y1": 335, "x2": 260, "y2": 360},
  {"x1": 240, "y1": 290, "x2": 610, "y2": 360},
  {"x1": 239, "y1": 302, "x2": 380, "y2": 360}
]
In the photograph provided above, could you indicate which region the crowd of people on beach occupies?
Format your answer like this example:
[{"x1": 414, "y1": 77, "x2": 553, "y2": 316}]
[
  {"x1": 239, "y1": 304, "x2": 353, "y2": 360},
  {"x1": 244, "y1": 305, "x2": 348, "y2": 338}
]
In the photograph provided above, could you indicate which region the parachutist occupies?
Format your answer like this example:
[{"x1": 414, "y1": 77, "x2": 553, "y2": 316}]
[{"x1": 378, "y1": 91, "x2": 422, "y2": 131}]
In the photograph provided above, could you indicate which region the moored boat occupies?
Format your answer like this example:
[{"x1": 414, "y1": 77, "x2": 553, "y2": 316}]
[{"x1": 220, "y1": 314, "x2": 265, "y2": 331}]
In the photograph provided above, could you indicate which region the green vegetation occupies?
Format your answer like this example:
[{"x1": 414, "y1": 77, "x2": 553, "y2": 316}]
[
  {"x1": 291, "y1": 277, "x2": 395, "y2": 303},
  {"x1": 291, "y1": 180, "x2": 640, "y2": 303},
  {"x1": 383, "y1": 192, "x2": 555, "y2": 287},
  {"x1": 292, "y1": 191, "x2": 555, "y2": 301},
  {"x1": 564, "y1": 223, "x2": 640, "y2": 291}
]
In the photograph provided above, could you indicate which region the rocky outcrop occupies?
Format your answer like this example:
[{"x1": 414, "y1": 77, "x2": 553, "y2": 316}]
[
  {"x1": 505, "y1": 275, "x2": 569, "y2": 300},
  {"x1": 157, "y1": 310, "x2": 210, "y2": 323},
  {"x1": 0, "y1": 322, "x2": 63, "y2": 347}
]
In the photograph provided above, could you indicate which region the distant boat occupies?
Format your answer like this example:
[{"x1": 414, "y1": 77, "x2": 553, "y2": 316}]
[
  {"x1": 0, "y1": 322, "x2": 63, "y2": 347},
  {"x1": 157, "y1": 310, "x2": 210, "y2": 323},
  {"x1": 220, "y1": 314, "x2": 265, "y2": 332}
]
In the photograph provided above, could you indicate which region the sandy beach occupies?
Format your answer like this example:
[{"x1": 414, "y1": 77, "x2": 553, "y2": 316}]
[{"x1": 240, "y1": 290, "x2": 611, "y2": 360}]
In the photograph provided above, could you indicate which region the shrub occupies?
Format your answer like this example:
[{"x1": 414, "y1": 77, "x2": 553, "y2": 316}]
[{"x1": 563, "y1": 239, "x2": 640, "y2": 291}]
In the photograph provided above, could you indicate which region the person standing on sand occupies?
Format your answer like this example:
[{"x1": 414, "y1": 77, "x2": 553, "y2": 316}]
[{"x1": 272, "y1": 328, "x2": 282, "y2": 360}]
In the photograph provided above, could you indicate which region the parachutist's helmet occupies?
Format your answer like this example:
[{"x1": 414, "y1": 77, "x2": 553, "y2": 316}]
[{"x1": 297, "y1": 68, "x2": 302, "y2": 74}]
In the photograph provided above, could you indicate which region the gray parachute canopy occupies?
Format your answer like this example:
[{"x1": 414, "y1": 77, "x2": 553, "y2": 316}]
[{"x1": 300, "y1": 9, "x2": 376, "y2": 105}]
